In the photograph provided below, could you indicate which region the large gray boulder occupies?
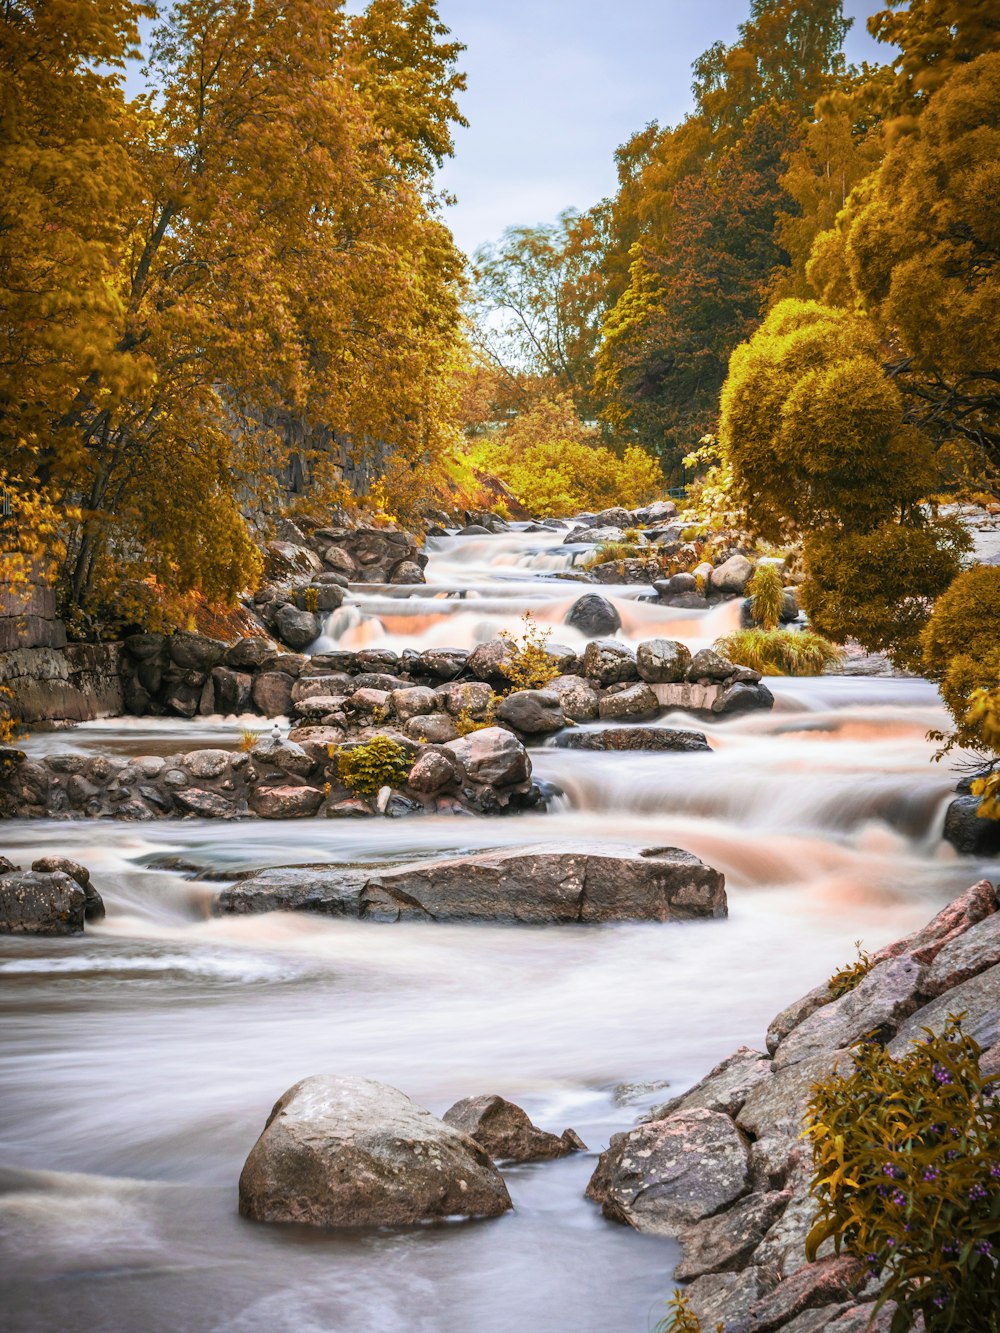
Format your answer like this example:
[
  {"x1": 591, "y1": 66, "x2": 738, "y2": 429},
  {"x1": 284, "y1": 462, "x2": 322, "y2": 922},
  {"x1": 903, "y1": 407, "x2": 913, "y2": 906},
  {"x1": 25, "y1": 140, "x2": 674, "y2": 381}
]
[
  {"x1": 443, "y1": 727, "x2": 531, "y2": 787},
  {"x1": 442, "y1": 1095, "x2": 585, "y2": 1163},
  {"x1": 709, "y1": 554, "x2": 753, "y2": 595},
  {"x1": 565, "y1": 594, "x2": 621, "y2": 638},
  {"x1": 496, "y1": 689, "x2": 565, "y2": 734},
  {"x1": 582, "y1": 638, "x2": 638, "y2": 685},
  {"x1": 358, "y1": 846, "x2": 726, "y2": 924},
  {"x1": 273, "y1": 603, "x2": 321, "y2": 652},
  {"x1": 0, "y1": 868, "x2": 87, "y2": 935},
  {"x1": 545, "y1": 674, "x2": 600, "y2": 721},
  {"x1": 597, "y1": 683, "x2": 659, "y2": 720},
  {"x1": 239, "y1": 1076, "x2": 511, "y2": 1227},
  {"x1": 217, "y1": 868, "x2": 366, "y2": 916},
  {"x1": 31, "y1": 856, "x2": 105, "y2": 921},
  {"x1": 943, "y1": 796, "x2": 1000, "y2": 856},
  {"x1": 586, "y1": 1107, "x2": 751, "y2": 1235},
  {"x1": 636, "y1": 638, "x2": 692, "y2": 684}
]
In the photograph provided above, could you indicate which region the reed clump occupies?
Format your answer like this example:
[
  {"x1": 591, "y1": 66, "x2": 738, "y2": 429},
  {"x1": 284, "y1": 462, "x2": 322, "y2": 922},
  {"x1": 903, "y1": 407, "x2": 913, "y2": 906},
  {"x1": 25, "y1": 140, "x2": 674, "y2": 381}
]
[{"x1": 715, "y1": 628, "x2": 842, "y2": 676}]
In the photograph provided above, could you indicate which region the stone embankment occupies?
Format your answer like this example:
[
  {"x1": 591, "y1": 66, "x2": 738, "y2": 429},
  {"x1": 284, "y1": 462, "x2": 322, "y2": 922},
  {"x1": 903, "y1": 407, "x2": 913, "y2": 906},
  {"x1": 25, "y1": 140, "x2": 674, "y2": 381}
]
[
  {"x1": 585, "y1": 879, "x2": 1000, "y2": 1332},
  {"x1": 215, "y1": 846, "x2": 727, "y2": 924}
]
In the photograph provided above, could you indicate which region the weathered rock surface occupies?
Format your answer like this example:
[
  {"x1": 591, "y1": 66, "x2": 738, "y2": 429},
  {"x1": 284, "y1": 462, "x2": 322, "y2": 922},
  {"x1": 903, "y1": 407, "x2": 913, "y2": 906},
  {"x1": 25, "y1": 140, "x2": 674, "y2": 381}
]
[
  {"x1": 586, "y1": 1107, "x2": 750, "y2": 1234},
  {"x1": 565, "y1": 593, "x2": 621, "y2": 638},
  {"x1": 598, "y1": 682, "x2": 659, "y2": 720},
  {"x1": 942, "y1": 795, "x2": 1000, "y2": 856},
  {"x1": 0, "y1": 869, "x2": 88, "y2": 935},
  {"x1": 636, "y1": 638, "x2": 692, "y2": 684},
  {"x1": 442, "y1": 1095, "x2": 586, "y2": 1163},
  {"x1": 557, "y1": 727, "x2": 710, "y2": 753},
  {"x1": 238, "y1": 1076, "x2": 511, "y2": 1227},
  {"x1": 31, "y1": 856, "x2": 105, "y2": 921},
  {"x1": 496, "y1": 689, "x2": 565, "y2": 734}
]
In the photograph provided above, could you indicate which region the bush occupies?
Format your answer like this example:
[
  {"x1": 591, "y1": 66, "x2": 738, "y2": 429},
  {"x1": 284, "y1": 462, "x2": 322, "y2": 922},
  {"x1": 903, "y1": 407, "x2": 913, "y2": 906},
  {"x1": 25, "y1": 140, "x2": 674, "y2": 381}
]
[
  {"x1": 496, "y1": 612, "x2": 559, "y2": 691},
  {"x1": 333, "y1": 736, "x2": 412, "y2": 796},
  {"x1": 921, "y1": 566, "x2": 1000, "y2": 751},
  {"x1": 651, "y1": 1291, "x2": 720, "y2": 1333},
  {"x1": 746, "y1": 562, "x2": 785, "y2": 631},
  {"x1": 715, "y1": 628, "x2": 842, "y2": 676},
  {"x1": 801, "y1": 518, "x2": 969, "y2": 671},
  {"x1": 805, "y1": 1017, "x2": 1000, "y2": 1332}
]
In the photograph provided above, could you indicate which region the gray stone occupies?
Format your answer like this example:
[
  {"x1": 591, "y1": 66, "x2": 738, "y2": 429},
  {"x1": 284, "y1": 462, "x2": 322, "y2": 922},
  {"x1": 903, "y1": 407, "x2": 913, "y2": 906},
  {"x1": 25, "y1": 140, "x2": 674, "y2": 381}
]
[
  {"x1": 238, "y1": 1075, "x2": 511, "y2": 1227},
  {"x1": 772, "y1": 954, "x2": 927, "y2": 1071},
  {"x1": 922, "y1": 910, "x2": 1000, "y2": 997},
  {"x1": 582, "y1": 638, "x2": 638, "y2": 685},
  {"x1": 0, "y1": 870, "x2": 87, "y2": 935},
  {"x1": 31, "y1": 856, "x2": 104, "y2": 922},
  {"x1": 406, "y1": 749, "x2": 457, "y2": 795},
  {"x1": 558, "y1": 726, "x2": 709, "y2": 753},
  {"x1": 168, "y1": 631, "x2": 226, "y2": 671},
  {"x1": 251, "y1": 737, "x2": 314, "y2": 778},
  {"x1": 465, "y1": 639, "x2": 516, "y2": 687},
  {"x1": 888, "y1": 961, "x2": 1000, "y2": 1058},
  {"x1": 687, "y1": 648, "x2": 736, "y2": 683},
  {"x1": 293, "y1": 583, "x2": 344, "y2": 613},
  {"x1": 248, "y1": 785, "x2": 325, "y2": 819},
  {"x1": 585, "y1": 1106, "x2": 750, "y2": 1235},
  {"x1": 598, "y1": 682, "x2": 659, "y2": 720},
  {"x1": 414, "y1": 648, "x2": 468, "y2": 681},
  {"x1": 745, "y1": 1255, "x2": 866, "y2": 1333},
  {"x1": 404, "y1": 714, "x2": 458, "y2": 744},
  {"x1": 183, "y1": 749, "x2": 230, "y2": 779},
  {"x1": 172, "y1": 789, "x2": 237, "y2": 819},
  {"x1": 565, "y1": 594, "x2": 622, "y2": 638},
  {"x1": 359, "y1": 847, "x2": 726, "y2": 924},
  {"x1": 767, "y1": 983, "x2": 834, "y2": 1056},
  {"x1": 649, "y1": 1046, "x2": 772, "y2": 1122},
  {"x1": 710, "y1": 554, "x2": 754, "y2": 595},
  {"x1": 942, "y1": 796, "x2": 1000, "y2": 856},
  {"x1": 713, "y1": 682, "x2": 776, "y2": 715},
  {"x1": 210, "y1": 666, "x2": 253, "y2": 715},
  {"x1": 545, "y1": 674, "x2": 600, "y2": 721},
  {"x1": 686, "y1": 1268, "x2": 772, "y2": 1333},
  {"x1": 444, "y1": 728, "x2": 531, "y2": 787},
  {"x1": 252, "y1": 670, "x2": 294, "y2": 717},
  {"x1": 223, "y1": 638, "x2": 272, "y2": 669},
  {"x1": 274, "y1": 604, "x2": 321, "y2": 652},
  {"x1": 442, "y1": 1095, "x2": 585, "y2": 1163},
  {"x1": 675, "y1": 1189, "x2": 790, "y2": 1281},
  {"x1": 435, "y1": 680, "x2": 495, "y2": 719},
  {"x1": 636, "y1": 638, "x2": 693, "y2": 684},
  {"x1": 216, "y1": 868, "x2": 366, "y2": 916},
  {"x1": 390, "y1": 686, "x2": 438, "y2": 720},
  {"x1": 496, "y1": 689, "x2": 565, "y2": 734}
]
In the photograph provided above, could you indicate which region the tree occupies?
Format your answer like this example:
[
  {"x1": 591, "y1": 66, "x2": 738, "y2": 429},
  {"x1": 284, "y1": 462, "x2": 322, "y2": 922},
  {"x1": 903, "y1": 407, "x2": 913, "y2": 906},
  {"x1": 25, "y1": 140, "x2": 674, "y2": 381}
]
[
  {"x1": 472, "y1": 208, "x2": 609, "y2": 417},
  {"x1": 921, "y1": 565, "x2": 1000, "y2": 748},
  {"x1": 720, "y1": 299, "x2": 968, "y2": 663},
  {"x1": 810, "y1": 51, "x2": 1000, "y2": 487}
]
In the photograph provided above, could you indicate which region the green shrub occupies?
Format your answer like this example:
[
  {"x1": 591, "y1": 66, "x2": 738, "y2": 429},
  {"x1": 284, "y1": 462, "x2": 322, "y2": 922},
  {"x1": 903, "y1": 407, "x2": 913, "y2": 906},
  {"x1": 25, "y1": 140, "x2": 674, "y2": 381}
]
[
  {"x1": 805, "y1": 1017, "x2": 1000, "y2": 1332},
  {"x1": 333, "y1": 735, "x2": 411, "y2": 795},
  {"x1": 715, "y1": 628, "x2": 843, "y2": 676},
  {"x1": 747, "y1": 562, "x2": 785, "y2": 631}
]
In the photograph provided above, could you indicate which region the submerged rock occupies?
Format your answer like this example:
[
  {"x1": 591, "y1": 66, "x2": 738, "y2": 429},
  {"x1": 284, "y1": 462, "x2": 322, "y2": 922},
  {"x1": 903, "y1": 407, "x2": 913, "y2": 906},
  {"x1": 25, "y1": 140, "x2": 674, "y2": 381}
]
[
  {"x1": 442, "y1": 1095, "x2": 586, "y2": 1163},
  {"x1": 239, "y1": 1075, "x2": 512, "y2": 1227},
  {"x1": 565, "y1": 594, "x2": 622, "y2": 638}
]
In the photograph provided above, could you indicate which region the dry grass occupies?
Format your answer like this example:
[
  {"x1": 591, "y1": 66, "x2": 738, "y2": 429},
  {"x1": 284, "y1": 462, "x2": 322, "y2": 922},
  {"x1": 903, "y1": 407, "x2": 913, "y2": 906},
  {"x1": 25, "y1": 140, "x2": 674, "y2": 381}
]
[{"x1": 715, "y1": 628, "x2": 843, "y2": 676}]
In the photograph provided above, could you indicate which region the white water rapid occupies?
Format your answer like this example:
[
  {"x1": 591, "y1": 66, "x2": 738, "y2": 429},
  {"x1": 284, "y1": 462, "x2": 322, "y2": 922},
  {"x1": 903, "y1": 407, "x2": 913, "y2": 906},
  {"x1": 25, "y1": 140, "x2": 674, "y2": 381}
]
[{"x1": 2, "y1": 525, "x2": 997, "y2": 1333}]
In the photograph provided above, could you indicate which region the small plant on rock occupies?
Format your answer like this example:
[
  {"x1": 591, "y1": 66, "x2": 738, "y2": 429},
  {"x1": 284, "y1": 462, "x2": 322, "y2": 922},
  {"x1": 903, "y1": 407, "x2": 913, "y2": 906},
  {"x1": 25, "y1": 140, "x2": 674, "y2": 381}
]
[
  {"x1": 651, "y1": 1290, "x2": 721, "y2": 1333},
  {"x1": 805, "y1": 1017, "x2": 1000, "y2": 1332},
  {"x1": 453, "y1": 704, "x2": 495, "y2": 736},
  {"x1": 827, "y1": 940, "x2": 873, "y2": 999},
  {"x1": 497, "y1": 612, "x2": 559, "y2": 692},
  {"x1": 239, "y1": 728, "x2": 261, "y2": 752},
  {"x1": 333, "y1": 736, "x2": 411, "y2": 795}
]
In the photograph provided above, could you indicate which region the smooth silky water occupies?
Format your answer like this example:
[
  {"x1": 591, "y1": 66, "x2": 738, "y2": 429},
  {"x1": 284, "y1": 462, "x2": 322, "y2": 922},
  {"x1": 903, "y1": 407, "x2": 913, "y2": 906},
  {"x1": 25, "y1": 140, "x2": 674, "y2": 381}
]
[{"x1": 3, "y1": 528, "x2": 998, "y2": 1332}]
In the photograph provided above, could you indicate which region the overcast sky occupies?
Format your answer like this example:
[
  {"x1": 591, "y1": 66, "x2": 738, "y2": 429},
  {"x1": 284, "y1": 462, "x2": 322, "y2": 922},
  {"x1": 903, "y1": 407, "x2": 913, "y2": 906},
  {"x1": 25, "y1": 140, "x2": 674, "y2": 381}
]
[{"x1": 432, "y1": 0, "x2": 888, "y2": 258}]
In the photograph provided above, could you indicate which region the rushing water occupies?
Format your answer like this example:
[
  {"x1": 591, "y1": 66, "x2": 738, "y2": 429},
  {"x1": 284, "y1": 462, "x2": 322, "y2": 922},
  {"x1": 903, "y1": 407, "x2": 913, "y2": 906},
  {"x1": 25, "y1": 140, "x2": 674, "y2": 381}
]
[{"x1": 2, "y1": 527, "x2": 997, "y2": 1333}]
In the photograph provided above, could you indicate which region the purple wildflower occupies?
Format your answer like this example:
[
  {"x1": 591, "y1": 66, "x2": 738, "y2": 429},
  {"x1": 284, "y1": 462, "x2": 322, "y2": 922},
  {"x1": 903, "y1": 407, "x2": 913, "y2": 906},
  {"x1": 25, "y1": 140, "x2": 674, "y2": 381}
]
[
  {"x1": 976, "y1": 1241, "x2": 993, "y2": 1256},
  {"x1": 969, "y1": 1183, "x2": 988, "y2": 1202},
  {"x1": 934, "y1": 1065, "x2": 953, "y2": 1085},
  {"x1": 923, "y1": 1167, "x2": 939, "y2": 1182},
  {"x1": 892, "y1": 1189, "x2": 907, "y2": 1206}
]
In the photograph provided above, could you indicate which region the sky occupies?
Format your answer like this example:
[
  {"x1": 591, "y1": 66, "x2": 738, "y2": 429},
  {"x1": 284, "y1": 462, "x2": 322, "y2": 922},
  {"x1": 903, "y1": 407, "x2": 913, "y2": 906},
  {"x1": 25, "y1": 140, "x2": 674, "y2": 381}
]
[{"x1": 432, "y1": 0, "x2": 888, "y2": 258}]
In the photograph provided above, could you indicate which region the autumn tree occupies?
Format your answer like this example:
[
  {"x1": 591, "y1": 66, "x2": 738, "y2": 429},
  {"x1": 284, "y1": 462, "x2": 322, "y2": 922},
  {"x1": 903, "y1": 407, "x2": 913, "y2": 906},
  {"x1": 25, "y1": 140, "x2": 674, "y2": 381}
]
[
  {"x1": 720, "y1": 299, "x2": 968, "y2": 664},
  {"x1": 2, "y1": 0, "x2": 467, "y2": 631}
]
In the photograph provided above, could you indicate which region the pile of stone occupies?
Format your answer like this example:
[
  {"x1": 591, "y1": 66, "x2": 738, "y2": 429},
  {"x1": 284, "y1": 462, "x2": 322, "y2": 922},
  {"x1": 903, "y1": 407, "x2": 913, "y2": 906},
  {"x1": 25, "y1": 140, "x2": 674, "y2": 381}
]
[
  {"x1": 585, "y1": 879, "x2": 1000, "y2": 1332},
  {"x1": 0, "y1": 726, "x2": 539, "y2": 823},
  {"x1": 116, "y1": 625, "x2": 773, "y2": 732},
  {"x1": 215, "y1": 845, "x2": 728, "y2": 924}
]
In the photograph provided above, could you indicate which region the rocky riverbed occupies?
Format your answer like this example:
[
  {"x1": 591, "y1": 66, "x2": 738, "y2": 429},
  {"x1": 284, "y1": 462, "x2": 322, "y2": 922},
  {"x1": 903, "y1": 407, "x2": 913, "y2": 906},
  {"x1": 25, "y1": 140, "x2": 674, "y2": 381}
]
[{"x1": 2, "y1": 516, "x2": 999, "y2": 1333}]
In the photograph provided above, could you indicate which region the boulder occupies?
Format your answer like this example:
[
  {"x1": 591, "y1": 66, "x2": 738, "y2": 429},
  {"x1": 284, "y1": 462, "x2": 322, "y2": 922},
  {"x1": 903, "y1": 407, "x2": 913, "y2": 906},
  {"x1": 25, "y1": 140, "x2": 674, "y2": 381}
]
[
  {"x1": 443, "y1": 728, "x2": 531, "y2": 787},
  {"x1": 0, "y1": 869, "x2": 87, "y2": 935},
  {"x1": 888, "y1": 961, "x2": 1000, "y2": 1058},
  {"x1": 389, "y1": 560, "x2": 424, "y2": 584},
  {"x1": 217, "y1": 868, "x2": 367, "y2": 916},
  {"x1": 414, "y1": 648, "x2": 469, "y2": 680},
  {"x1": 238, "y1": 1075, "x2": 511, "y2": 1227},
  {"x1": 545, "y1": 674, "x2": 600, "y2": 721},
  {"x1": 248, "y1": 786, "x2": 325, "y2": 819},
  {"x1": 943, "y1": 796, "x2": 1000, "y2": 856},
  {"x1": 586, "y1": 1107, "x2": 750, "y2": 1235},
  {"x1": 210, "y1": 666, "x2": 253, "y2": 715},
  {"x1": 582, "y1": 638, "x2": 638, "y2": 686},
  {"x1": 710, "y1": 554, "x2": 753, "y2": 595},
  {"x1": 252, "y1": 670, "x2": 294, "y2": 717},
  {"x1": 675, "y1": 1190, "x2": 790, "y2": 1282},
  {"x1": 223, "y1": 638, "x2": 272, "y2": 669},
  {"x1": 465, "y1": 639, "x2": 515, "y2": 687},
  {"x1": 636, "y1": 638, "x2": 692, "y2": 684},
  {"x1": 922, "y1": 910, "x2": 1000, "y2": 997},
  {"x1": 251, "y1": 737, "x2": 314, "y2": 778},
  {"x1": 687, "y1": 648, "x2": 736, "y2": 683},
  {"x1": 293, "y1": 584, "x2": 344, "y2": 613},
  {"x1": 436, "y1": 680, "x2": 496, "y2": 719},
  {"x1": 712, "y1": 681, "x2": 775, "y2": 715},
  {"x1": 406, "y1": 748, "x2": 457, "y2": 795},
  {"x1": 874, "y1": 878, "x2": 997, "y2": 966},
  {"x1": 648, "y1": 1046, "x2": 772, "y2": 1122},
  {"x1": 172, "y1": 789, "x2": 238, "y2": 819},
  {"x1": 358, "y1": 846, "x2": 726, "y2": 925},
  {"x1": 404, "y1": 714, "x2": 459, "y2": 744},
  {"x1": 273, "y1": 604, "x2": 321, "y2": 652},
  {"x1": 442, "y1": 1095, "x2": 585, "y2": 1163},
  {"x1": 265, "y1": 540, "x2": 323, "y2": 578},
  {"x1": 31, "y1": 856, "x2": 105, "y2": 922},
  {"x1": 597, "y1": 682, "x2": 659, "y2": 720},
  {"x1": 496, "y1": 689, "x2": 565, "y2": 734},
  {"x1": 168, "y1": 631, "x2": 227, "y2": 671},
  {"x1": 558, "y1": 726, "x2": 709, "y2": 753},
  {"x1": 565, "y1": 594, "x2": 622, "y2": 638},
  {"x1": 390, "y1": 686, "x2": 438, "y2": 721}
]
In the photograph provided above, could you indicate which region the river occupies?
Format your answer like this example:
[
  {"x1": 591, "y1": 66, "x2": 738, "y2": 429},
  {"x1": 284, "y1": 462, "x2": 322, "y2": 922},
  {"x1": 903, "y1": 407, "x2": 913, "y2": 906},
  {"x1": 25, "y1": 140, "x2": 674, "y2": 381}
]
[{"x1": 2, "y1": 527, "x2": 997, "y2": 1333}]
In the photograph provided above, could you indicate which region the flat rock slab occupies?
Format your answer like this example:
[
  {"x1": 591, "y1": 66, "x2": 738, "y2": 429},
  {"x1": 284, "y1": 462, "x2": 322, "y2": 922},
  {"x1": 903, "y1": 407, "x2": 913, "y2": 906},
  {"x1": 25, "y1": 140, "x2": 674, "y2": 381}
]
[
  {"x1": 216, "y1": 868, "x2": 368, "y2": 916},
  {"x1": 239, "y1": 1075, "x2": 511, "y2": 1228},
  {"x1": 556, "y1": 727, "x2": 710, "y2": 753},
  {"x1": 359, "y1": 846, "x2": 726, "y2": 924}
]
